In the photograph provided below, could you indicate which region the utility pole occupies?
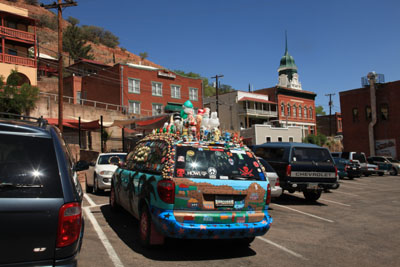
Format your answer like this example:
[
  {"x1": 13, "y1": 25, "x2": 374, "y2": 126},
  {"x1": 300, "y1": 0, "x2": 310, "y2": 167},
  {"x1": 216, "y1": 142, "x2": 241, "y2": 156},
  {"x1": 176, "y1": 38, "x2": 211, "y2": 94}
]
[
  {"x1": 42, "y1": 1, "x2": 78, "y2": 133},
  {"x1": 325, "y1": 93, "x2": 335, "y2": 136},
  {"x1": 211, "y1": 74, "x2": 223, "y2": 115}
]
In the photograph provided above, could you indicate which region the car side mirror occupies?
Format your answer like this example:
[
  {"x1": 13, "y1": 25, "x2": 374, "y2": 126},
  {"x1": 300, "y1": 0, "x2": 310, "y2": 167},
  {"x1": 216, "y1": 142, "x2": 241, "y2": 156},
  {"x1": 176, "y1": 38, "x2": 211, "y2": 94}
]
[{"x1": 75, "y1": 160, "x2": 89, "y2": 171}]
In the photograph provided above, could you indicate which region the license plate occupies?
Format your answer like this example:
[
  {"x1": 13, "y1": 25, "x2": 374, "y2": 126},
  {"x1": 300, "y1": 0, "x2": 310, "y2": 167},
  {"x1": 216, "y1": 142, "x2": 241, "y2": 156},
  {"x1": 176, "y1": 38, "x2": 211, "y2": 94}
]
[
  {"x1": 215, "y1": 195, "x2": 234, "y2": 207},
  {"x1": 307, "y1": 183, "x2": 319, "y2": 190}
]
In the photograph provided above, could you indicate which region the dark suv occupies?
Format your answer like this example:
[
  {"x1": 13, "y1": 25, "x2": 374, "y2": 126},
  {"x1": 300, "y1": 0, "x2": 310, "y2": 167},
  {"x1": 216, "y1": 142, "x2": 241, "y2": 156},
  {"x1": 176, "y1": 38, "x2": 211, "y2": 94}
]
[{"x1": 0, "y1": 114, "x2": 88, "y2": 266}]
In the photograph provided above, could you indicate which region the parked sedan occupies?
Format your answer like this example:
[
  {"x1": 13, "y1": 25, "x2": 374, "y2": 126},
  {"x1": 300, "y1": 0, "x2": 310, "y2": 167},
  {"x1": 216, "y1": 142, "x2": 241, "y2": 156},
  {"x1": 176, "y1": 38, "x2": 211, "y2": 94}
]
[
  {"x1": 257, "y1": 157, "x2": 283, "y2": 198},
  {"x1": 86, "y1": 152, "x2": 127, "y2": 194},
  {"x1": 367, "y1": 157, "x2": 391, "y2": 176},
  {"x1": 333, "y1": 157, "x2": 361, "y2": 179},
  {"x1": 369, "y1": 156, "x2": 399, "y2": 176}
]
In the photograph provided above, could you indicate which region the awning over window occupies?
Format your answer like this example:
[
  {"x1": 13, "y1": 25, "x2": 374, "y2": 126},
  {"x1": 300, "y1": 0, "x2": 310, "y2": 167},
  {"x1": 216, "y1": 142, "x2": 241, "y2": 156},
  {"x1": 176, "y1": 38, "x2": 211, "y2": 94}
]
[
  {"x1": 238, "y1": 97, "x2": 276, "y2": 104},
  {"x1": 45, "y1": 118, "x2": 101, "y2": 130},
  {"x1": 164, "y1": 102, "x2": 183, "y2": 113}
]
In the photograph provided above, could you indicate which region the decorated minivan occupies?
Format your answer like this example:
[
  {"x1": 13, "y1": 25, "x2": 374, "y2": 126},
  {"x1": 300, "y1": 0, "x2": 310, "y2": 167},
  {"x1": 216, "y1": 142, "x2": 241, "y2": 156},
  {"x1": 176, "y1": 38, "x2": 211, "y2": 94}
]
[{"x1": 110, "y1": 132, "x2": 273, "y2": 247}]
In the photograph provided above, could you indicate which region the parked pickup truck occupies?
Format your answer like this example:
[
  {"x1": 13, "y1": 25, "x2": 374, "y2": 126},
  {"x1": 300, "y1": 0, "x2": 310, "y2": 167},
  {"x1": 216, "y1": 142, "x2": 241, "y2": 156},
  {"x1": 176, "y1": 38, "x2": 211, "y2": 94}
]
[{"x1": 251, "y1": 142, "x2": 339, "y2": 201}]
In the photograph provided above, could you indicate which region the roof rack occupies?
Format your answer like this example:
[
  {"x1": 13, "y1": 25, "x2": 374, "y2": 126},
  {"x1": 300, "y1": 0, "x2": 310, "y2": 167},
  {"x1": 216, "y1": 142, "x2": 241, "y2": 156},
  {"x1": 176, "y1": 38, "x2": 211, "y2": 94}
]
[{"x1": 0, "y1": 112, "x2": 48, "y2": 128}]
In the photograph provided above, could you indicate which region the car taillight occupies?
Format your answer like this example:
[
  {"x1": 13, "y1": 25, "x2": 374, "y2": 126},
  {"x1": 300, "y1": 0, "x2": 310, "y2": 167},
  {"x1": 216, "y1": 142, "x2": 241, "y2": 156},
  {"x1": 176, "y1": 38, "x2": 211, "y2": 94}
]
[
  {"x1": 266, "y1": 184, "x2": 271, "y2": 205},
  {"x1": 344, "y1": 165, "x2": 349, "y2": 171},
  {"x1": 157, "y1": 179, "x2": 175, "y2": 204},
  {"x1": 335, "y1": 166, "x2": 338, "y2": 178},
  {"x1": 286, "y1": 164, "x2": 292, "y2": 177},
  {"x1": 275, "y1": 177, "x2": 280, "y2": 186},
  {"x1": 57, "y1": 202, "x2": 82, "y2": 248}
]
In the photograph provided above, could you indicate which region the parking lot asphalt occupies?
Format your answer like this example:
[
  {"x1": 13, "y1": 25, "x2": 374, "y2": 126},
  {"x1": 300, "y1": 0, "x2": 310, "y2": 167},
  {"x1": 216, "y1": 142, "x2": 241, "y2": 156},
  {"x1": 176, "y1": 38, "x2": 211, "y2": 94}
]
[{"x1": 78, "y1": 175, "x2": 400, "y2": 267}]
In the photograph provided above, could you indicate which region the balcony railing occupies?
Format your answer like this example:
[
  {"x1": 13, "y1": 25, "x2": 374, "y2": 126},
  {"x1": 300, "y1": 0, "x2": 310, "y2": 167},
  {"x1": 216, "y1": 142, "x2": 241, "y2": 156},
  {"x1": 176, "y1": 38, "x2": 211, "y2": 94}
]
[
  {"x1": 238, "y1": 108, "x2": 278, "y2": 117},
  {"x1": 1, "y1": 54, "x2": 36, "y2": 68},
  {"x1": 0, "y1": 26, "x2": 35, "y2": 42}
]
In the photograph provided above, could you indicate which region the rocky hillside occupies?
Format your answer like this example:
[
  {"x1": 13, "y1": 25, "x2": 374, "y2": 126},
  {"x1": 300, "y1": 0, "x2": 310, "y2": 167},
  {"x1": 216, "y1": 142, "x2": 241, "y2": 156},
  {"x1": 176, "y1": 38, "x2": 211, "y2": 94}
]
[{"x1": 0, "y1": 0, "x2": 163, "y2": 68}]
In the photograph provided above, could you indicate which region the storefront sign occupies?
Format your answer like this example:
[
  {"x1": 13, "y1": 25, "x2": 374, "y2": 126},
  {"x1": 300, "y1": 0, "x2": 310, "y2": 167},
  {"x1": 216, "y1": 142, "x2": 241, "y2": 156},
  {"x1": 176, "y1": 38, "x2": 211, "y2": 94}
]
[
  {"x1": 376, "y1": 139, "x2": 397, "y2": 158},
  {"x1": 158, "y1": 71, "x2": 176, "y2": 79}
]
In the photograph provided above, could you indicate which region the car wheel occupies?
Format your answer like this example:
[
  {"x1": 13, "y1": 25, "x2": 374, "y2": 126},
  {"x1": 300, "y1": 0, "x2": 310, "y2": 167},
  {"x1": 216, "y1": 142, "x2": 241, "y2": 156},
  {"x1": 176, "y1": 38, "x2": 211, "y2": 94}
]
[
  {"x1": 378, "y1": 172, "x2": 384, "y2": 176},
  {"x1": 85, "y1": 173, "x2": 93, "y2": 193},
  {"x1": 390, "y1": 168, "x2": 398, "y2": 176},
  {"x1": 303, "y1": 190, "x2": 322, "y2": 201},
  {"x1": 139, "y1": 205, "x2": 151, "y2": 247},
  {"x1": 93, "y1": 175, "x2": 104, "y2": 195},
  {"x1": 110, "y1": 184, "x2": 120, "y2": 212},
  {"x1": 364, "y1": 173, "x2": 369, "y2": 177}
]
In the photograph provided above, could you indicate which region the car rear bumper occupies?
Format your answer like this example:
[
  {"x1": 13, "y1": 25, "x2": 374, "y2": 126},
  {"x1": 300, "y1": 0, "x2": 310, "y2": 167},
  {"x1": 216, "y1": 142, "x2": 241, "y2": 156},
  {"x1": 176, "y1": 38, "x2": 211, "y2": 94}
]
[
  {"x1": 150, "y1": 207, "x2": 273, "y2": 239},
  {"x1": 97, "y1": 175, "x2": 112, "y2": 189},
  {"x1": 271, "y1": 186, "x2": 283, "y2": 198},
  {"x1": 282, "y1": 181, "x2": 339, "y2": 191}
]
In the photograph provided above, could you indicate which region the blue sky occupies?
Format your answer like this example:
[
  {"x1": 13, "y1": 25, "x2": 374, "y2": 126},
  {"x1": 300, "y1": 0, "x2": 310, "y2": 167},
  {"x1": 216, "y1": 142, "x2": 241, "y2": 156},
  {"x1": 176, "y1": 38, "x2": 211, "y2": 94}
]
[{"x1": 47, "y1": 0, "x2": 400, "y2": 113}]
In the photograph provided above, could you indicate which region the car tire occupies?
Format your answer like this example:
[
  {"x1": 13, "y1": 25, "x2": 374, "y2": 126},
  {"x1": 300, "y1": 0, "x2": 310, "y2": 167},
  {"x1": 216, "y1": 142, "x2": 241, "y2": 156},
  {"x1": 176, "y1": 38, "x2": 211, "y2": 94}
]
[
  {"x1": 378, "y1": 172, "x2": 384, "y2": 176},
  {"x1": 139, "y1": 205, "x2": 152, "y2": 248},
  {"x1": 303, "y1": 190, "x2": 322, "y2": 201},
  {"x1": 390, "y1": 168, "x2": 397, "y2": 176},
  {"x1": 109, "y1": 184, "x2": 120, "y2": 212},
  {"x1": 93, "y1": 175, "x2": 104, "y2": 195},
  {"x1": 85, "y1": 174, "x2": 93, "y2": 193}
]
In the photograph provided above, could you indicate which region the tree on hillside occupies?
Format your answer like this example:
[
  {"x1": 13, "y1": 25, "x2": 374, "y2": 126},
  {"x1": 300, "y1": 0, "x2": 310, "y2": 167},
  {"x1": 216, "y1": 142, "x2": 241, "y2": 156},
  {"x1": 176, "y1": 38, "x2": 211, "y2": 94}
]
[
  {"x1": 0, "y1": 70, "x2": 39, "y2": 115},
  {"x1": 302, "y1": 133, "x2": 327, "y2": 147},
  {"x1": 139, "y1": 52, "x2": 148, "y2": 61},
  {"x1": 81, "y1": 25, "x2": 119, "y2": 48},
  {"x1": 63, "y1": 17, "x2": 94, "y2": 61},
  {"x1": 315, "y1": 105, "x2": 326, "y2": 116}
]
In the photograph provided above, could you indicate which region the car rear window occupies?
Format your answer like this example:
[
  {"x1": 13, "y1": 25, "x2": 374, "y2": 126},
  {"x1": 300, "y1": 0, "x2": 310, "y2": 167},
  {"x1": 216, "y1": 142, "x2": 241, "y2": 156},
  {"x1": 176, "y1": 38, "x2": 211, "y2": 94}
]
[
  {"x1": 0, "y1": 134, "x2": 62, "y2": 198},
  {"x1": 254, "y1": 147, "x2": 287, "y2": 161},
  {"x1": 353, "y1": 153, "x2": 366, "y2": 163},
  {"x1": 258, "y1": 158, "x2": 276, "y2": 172},
  {"x1": 98, "y1": 154, "x2": 126, "y2": 165},
  {"x1": 174, "y1": 146, "x2": 263, "y2": 180},
  {"x1": 291, "y1": 147, "x2": 333, "y2": 163}
]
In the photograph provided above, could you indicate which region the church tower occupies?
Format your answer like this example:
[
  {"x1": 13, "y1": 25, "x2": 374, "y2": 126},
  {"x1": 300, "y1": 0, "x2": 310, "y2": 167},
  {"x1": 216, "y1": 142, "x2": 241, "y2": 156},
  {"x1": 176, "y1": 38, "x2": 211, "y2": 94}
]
[{"x1": 277, "y1": 33, "x2": 302, "y2": 90}]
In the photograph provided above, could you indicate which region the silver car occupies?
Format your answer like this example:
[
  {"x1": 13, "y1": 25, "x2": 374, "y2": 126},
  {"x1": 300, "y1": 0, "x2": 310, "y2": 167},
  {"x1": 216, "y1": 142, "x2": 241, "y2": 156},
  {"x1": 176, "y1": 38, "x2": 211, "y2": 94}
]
[
  {"x1": 86, "y1": 152, "x2": 127, "y2": 194},
  {"x1": 258, "y1": 157, "x2": 282, "y2": 198}
]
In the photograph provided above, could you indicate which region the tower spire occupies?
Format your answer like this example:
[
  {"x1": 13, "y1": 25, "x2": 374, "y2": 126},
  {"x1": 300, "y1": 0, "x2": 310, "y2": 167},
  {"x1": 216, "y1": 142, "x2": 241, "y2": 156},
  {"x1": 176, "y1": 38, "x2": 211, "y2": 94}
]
[{"x1": 285, "y1": 30, "x2": 288, "y2": 54}]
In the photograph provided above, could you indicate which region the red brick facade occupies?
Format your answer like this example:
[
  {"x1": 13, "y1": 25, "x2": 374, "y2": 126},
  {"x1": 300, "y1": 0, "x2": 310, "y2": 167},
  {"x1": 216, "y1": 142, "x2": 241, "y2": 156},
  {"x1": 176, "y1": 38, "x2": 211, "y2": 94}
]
[
  {"x1": 317, "y1": 113, "x2": 343, "y2": 136},
  {"x1": 340, "y1": 80, "x2": 400, "y2": 158},
  {"x1": 255, "y1": 86, "x2": 317, "y2": 135},
  {"x1": 75, "y1": 64, "x2": 203, "y2": 117}
]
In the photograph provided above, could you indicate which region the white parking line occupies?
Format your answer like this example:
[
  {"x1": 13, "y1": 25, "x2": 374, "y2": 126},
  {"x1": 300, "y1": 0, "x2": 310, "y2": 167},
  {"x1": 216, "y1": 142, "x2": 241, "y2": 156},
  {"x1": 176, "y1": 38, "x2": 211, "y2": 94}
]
[
  {"x1": 257, "y1": 236, "x2": 307, "y2": 260},
  {"x1": 332, "y1": 190, "x2": 360, "y2": 197},
  {"x1": 319, "y1": 198, "x2": 351, "y2": 207},
  {"x1": 272, "y1": 203, "x2": 334, "y2": 223},
  {"x1": 83, "y1": 194, "x2": 124, "y2": 267},
  {"x1": 84, "y1": 193, "x2": 97, "y2": 206}
]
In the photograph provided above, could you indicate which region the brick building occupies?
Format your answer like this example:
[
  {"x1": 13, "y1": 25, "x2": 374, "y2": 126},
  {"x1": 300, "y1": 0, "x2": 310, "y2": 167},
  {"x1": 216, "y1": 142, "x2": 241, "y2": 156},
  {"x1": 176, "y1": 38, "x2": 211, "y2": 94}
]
[
  {"x1": 0, "y1": 3, "x2": 37, "y2": 85},
  {"x1": 317, "y1": 112, "x2": 343, "y2": 136},
  {"x1": 340, "y1": 78, "x2": 400, "y2": 158},
  {"x1": 66, "y1": 63, "x2": 203, "y2": 117}
]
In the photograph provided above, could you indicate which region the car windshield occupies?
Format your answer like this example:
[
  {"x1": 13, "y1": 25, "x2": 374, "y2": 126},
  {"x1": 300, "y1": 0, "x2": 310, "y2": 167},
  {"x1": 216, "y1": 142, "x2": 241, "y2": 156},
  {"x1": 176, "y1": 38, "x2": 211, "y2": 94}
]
[
  {"x1": 387, "y1": 158, "x2": 399, "y2": 163},
  {"x1": 0, "y1": 134, "x2": 62, "y2": 198},
  {"x1": 98, "y1": 154, "x2": 126, "y2": 165},
  {"x1": 291, "y1": 147, "x2": 333, "y2": 163},
  {"x1": 174, "y1": 146, "x2": 263, "y2": 180}
]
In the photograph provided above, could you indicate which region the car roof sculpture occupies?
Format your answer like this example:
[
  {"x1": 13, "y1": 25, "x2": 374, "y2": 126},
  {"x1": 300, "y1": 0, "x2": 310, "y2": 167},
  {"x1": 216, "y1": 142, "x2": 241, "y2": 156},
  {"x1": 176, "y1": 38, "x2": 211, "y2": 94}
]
[{"x1": 135, "y1": 101, "x2": 263, "y2": 180}]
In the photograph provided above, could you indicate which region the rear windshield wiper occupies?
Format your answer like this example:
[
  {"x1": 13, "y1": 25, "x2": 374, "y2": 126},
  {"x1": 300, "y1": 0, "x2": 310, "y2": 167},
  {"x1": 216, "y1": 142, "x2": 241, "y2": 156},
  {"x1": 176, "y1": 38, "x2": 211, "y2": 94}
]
[
  {"x1": 229, "y1": 175, "x2": 257, "y2": 181},
  {"x1": 0, "y1": 183, "x2": 43, "y2": 190}
]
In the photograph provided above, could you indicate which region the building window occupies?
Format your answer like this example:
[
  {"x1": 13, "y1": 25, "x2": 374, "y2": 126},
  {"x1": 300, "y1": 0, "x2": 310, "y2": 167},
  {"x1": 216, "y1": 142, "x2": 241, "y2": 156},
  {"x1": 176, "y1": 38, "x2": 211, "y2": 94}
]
[
  {"x1": 189, "y1": 87, "x2": 198, "y2": 101},
  {"x1": 7, "y1": 21, "x2": 17, "y2": 29},
  {"x1": 365, "y1": 106, "x2": 372, "y2": 121},
  {"x1": 293, "y1": 104, "x2": 297, "y2": 118},
  {"x1": 266, "y1": 136, "x2": 271, "y2": 143},
  {"x1": 352, "y1": 108, "x2": 359, "y2": 122},
  {"x1": 128, "y1": 78, "x2": 140, "y2": 94},
  {"x1": 299, "y1": 105, "x2": 302, "y2": 118},
  {"x1": 289, "y1": 137, "x2": 294, "y2": 142},
  {"x1": 7, "y1": 48, "x2": 17, "y2": 56},
  {"x1": 380, "y1": 104, "x2": 389, "y2": 120},
  {"x1": 76, "y1": 91, "x2": 81, "y2": 104},
  {"x1": 281, "y1": 103, "x2": 285, "y2": 116},
  {"x1": 171, "y1": 85, "x2": 181, "y2": 99},
  {"x1": 309, "y1": 107, "x2": 313, "y2": 119},
  {"x1": 304, "y1": 106, "x2": 307, "y2": 118},
  {"x1": 129, "y1": 101, "x2": 140, "y2": 114},
  {"x1": 287, "y1": 104, "x2": 291, "y2": 117},
  {"x1": 152, "y1": 103, "x2": 163, "y2": 115},
  {"x1": 278, "y1": 137, "x2": 283, "y2": 142},
  {"x1": 152, "y1": 82, "x2": 162, "y2": 96}
]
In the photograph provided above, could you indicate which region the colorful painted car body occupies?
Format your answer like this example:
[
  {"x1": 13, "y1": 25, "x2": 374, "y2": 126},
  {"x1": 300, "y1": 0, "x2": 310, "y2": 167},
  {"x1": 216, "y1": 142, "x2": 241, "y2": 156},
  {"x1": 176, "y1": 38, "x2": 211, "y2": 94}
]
[{"x1": 110, "y1": 133, "x2": 272, "y2": 246}]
